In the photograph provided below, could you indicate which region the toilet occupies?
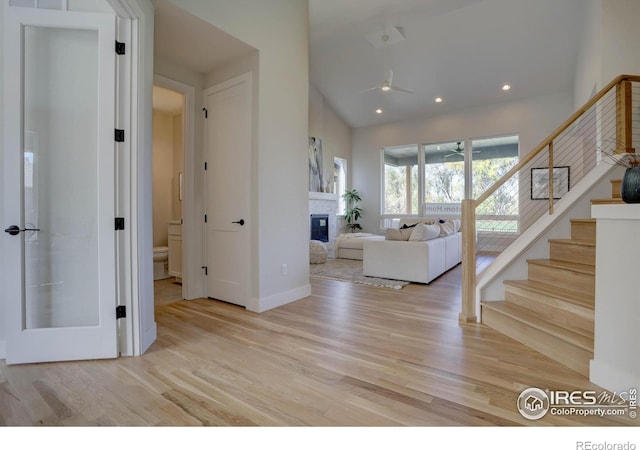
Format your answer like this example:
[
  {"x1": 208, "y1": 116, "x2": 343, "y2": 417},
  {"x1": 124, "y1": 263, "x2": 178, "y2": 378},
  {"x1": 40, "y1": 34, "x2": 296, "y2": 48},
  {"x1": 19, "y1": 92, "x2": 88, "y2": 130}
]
[{"x1": 153, "y1": 246, "x2": 170, "y2": 280}]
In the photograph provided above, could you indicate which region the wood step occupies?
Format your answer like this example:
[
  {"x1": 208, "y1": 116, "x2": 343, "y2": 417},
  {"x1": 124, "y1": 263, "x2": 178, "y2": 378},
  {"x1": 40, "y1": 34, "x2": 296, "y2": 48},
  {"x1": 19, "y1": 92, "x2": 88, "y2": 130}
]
[
  {"x1": 611, "y1": 179, "x2": 622, "y2": 198},
  {"x1": 503, "y1": 280, "x2": 594, "y2": 336},
  {"x1": 548, "y1": 239, "x2": 595, "y2": 266},
  {"x1": 590, "y1": 198, "x2": 624, "y2": 205},
  {"x1": 527, "y1": 259, "x2": 595, "y2": 297},
  {"x1": 481, "y1": 301, "x2": 593, "y2": 376},
  {"x1": 570, "y1": 218, "x2": 596, "y2": 241}
]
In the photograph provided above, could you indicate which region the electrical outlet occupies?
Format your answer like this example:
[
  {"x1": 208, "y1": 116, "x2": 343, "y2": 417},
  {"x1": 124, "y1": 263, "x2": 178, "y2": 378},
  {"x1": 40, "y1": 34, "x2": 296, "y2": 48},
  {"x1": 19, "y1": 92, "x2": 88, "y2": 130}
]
[{"x1": 281, "y1": 264, "x2": 288, "y2": 275}]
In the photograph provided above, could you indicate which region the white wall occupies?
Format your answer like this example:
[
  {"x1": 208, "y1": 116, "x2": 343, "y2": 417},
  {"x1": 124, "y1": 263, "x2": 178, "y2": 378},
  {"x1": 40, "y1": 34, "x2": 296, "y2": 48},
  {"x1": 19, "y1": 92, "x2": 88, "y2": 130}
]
[
  {"x1": 574, "y1": 0, "x2": 602, "y2": 108},
  {"x1": 574, "y1": 0, "x2": 640, "y2": 108},
  {"x1": 308, "y1": 84, "x2": 352, "y2": 194},
  {"x1": 168, "y1": 0, "x2": 310, "y2": 312},
  {"x1": 601, "y1": 0, "x2": 640, "y2": 83},
  {"x1": 352, "y1": 91, "x2": 575, "y2": 234}
]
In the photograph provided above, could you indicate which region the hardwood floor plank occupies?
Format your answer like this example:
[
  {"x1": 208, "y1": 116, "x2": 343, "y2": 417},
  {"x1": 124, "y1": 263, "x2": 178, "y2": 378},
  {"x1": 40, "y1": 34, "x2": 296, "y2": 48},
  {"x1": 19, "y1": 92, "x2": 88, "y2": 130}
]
[{"x1": 1, "y1": 265, "x2": 637, "y2": 427}]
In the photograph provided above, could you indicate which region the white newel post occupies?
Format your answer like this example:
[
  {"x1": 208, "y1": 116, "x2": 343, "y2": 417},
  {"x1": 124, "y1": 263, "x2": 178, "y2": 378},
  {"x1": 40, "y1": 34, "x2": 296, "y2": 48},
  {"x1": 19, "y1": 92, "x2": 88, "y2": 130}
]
[{"x1": 590, "y1": 203, "x2": 640, "y2": 392}]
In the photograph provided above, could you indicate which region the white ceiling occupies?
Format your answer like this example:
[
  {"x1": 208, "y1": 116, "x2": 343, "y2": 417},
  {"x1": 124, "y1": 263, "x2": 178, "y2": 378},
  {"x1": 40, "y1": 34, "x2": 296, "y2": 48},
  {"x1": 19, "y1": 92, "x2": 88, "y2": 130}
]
[
  {"x1": 152, "y1": 0, "x2": 587, "y2": 129},
  {"x1": 152, "y1": 85, "x2": 183, "y2": 115},
  {"x1": 309, "y1": 0, "x2": 587, "y2": 128},
  {"x1": 151, "y1": 0, "x2": 255, "y2": 75}
]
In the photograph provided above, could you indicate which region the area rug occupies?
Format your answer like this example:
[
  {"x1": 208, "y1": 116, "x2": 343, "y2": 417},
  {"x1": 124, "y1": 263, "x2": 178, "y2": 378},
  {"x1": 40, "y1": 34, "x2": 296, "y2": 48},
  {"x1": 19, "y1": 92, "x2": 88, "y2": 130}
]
[{"x1": 309, "y1": 258, "x2": 410, "y2": 290}]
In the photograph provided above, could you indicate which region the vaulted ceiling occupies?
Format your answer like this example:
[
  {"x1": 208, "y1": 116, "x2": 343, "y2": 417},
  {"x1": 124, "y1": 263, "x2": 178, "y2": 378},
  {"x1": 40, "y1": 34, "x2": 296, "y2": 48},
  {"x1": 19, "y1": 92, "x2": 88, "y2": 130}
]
[
  {"x1": 153, "y1": 0, "x2": 588, "y2": 129},
  {"x1": 309, "y1": 0, "x2": 587, "y2": 128}
]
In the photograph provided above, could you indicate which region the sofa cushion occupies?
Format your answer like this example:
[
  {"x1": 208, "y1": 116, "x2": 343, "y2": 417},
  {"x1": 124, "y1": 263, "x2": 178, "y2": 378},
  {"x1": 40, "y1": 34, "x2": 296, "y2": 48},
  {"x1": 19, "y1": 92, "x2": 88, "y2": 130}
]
[
  {"x1": 438, "y1": 219, "x2": 460, "y2": 236},
  {"x1": 386, "y1": 228, "x2": 412, "y2": 241},
  {"x1": 409, "y1": 223, "x2": 441, "y2": 241}
]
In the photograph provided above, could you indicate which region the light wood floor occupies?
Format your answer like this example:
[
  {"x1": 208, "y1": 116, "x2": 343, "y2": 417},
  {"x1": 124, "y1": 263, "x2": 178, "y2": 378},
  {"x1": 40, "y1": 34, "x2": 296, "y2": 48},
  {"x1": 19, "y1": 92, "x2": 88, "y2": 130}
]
[{"x1": 0, "y1": 262, "x2": 636, "y2": 426}]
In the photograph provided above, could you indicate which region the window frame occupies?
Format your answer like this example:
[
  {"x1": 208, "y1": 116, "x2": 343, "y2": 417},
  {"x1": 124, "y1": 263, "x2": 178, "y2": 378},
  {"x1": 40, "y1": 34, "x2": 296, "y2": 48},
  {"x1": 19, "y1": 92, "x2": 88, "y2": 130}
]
[{"x1": 380, "y1": 134, "x2": 520, "y2": 232}]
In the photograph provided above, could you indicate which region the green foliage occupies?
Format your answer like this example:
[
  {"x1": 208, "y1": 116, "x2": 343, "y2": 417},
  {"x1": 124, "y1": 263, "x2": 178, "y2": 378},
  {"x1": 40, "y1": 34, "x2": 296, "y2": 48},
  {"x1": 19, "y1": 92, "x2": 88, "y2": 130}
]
[{"x1": 342, "y1": 189, "x2": 363, "y2": 232}]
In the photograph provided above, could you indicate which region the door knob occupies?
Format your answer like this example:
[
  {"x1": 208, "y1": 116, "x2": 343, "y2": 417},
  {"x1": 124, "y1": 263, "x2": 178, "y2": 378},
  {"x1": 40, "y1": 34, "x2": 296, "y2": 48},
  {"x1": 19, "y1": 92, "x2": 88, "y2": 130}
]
[
  {"x1": 232, "y1": 219, "x2": 245, "y2": 226},
  {"x1": 4, "y1": 225, "x2": 40, "y2": 236}
]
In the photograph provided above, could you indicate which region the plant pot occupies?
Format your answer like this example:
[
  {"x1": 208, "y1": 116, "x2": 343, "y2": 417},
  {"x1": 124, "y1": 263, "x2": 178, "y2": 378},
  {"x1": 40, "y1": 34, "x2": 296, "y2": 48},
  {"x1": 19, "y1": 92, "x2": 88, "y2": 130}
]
[{"x1": 621, "y1": 166, "x2": 640, "y2": 203}]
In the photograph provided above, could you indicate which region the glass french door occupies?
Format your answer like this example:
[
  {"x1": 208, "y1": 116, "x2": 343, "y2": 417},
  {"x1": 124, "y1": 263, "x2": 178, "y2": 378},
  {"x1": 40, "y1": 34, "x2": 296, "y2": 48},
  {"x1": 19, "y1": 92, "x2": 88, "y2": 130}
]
[{"x1": 3, "y1": 7, "x2": 118, "y2": 364}]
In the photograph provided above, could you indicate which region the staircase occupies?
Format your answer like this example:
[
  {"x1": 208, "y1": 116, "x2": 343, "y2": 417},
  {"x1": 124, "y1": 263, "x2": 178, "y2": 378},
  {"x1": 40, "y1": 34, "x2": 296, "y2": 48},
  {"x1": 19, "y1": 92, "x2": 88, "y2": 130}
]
[{"x1": 480, "y1": 179, "x2": 622, "y2": 376}]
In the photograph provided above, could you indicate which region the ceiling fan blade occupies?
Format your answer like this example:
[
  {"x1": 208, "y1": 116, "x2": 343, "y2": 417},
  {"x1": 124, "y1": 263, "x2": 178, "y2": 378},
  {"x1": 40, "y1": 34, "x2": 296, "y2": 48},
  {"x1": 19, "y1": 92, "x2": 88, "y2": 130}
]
[
  {"x1": 359, "y1": 85, "x2": 382, "y2": 94},
  {"x1": 385, "y1": 68, "x2": 394, "y2": 85},
  {"x1": 388, "y1": 85, "x2": 413, "y2": 94}
]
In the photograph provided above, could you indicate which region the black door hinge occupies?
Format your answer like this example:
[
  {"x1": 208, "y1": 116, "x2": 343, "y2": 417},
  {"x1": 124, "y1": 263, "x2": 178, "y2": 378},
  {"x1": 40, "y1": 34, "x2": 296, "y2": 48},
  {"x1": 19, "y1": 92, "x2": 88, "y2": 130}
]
[
  {"x1": 116, "y1": 305, "x2": 126, "y2": 319},
  {"x1": 202, "y1": 107, "x2": 208, "y2": 118},
  {"x1": 115, "y1": 41, "x2": 126, "y2": 55},
  {"x1": 115, "y1": 129, "x2": 125, "y2": 142},
  {"x1": 204, "y1": 214, "x2": 208, "y2": 223},
  {"x1": 201, "y1": 266, "x2": 208, "y2": 276},
  {"x1": 115, "y1": 217, "x2": 125, "y2": 230},
  {"x1": 204, "y1": 162, "x2": 208, "y2": 170}
]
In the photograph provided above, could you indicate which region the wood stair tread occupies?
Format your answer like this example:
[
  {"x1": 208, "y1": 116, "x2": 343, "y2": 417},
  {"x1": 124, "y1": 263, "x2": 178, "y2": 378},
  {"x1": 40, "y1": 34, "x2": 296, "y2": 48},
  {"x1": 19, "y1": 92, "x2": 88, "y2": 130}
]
[
  {"x1": 503, "y1": 279, "x2": 594, "y2": 310},
  {"x1": 548, "y1": 238, "x2": 595, "y2": 246},
  {"x1": 526, "y1": 258, "x2": 595, "y2": 275},
  {"x1": 481, "y1": 301, "x2": 593, "y2": 351},
  {"x1": 570, "y1": 218, "x2": 596, "y2": 223},
  {"x1": 591, "y1": 198, "x2": 624, "y2": 205}
]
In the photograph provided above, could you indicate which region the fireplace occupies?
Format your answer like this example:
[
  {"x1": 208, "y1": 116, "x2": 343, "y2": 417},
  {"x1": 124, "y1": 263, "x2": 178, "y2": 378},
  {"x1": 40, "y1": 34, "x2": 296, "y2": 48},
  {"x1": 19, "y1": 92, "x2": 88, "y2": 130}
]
[{"x1": 310, "y1": 214, "x2": 329, "y2": 242}]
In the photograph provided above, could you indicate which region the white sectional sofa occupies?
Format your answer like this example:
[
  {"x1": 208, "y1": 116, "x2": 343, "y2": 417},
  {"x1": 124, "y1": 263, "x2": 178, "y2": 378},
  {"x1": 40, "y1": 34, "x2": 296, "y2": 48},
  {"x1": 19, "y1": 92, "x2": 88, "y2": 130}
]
[
  {"x1": 362, "y1": 218, "x2": 462, "y2": 284},
  {"x1": 333, "y1": 233, "x2": 385, "y2": 260}
]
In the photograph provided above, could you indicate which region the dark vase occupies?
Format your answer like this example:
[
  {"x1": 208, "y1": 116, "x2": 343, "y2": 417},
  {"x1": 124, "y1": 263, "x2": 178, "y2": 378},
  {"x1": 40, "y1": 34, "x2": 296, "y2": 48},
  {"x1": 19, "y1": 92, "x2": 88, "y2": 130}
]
[{"x1": 621, "y1": 166, "x2": 640, "y2": 203}]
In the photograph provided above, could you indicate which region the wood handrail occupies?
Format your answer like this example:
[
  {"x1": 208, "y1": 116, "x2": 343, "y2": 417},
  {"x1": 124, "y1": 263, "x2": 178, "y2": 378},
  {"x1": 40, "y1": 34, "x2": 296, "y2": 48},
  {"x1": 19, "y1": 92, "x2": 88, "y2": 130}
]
[{"x1": 476, "y1": 74, "x2": 640, "y2": 206}]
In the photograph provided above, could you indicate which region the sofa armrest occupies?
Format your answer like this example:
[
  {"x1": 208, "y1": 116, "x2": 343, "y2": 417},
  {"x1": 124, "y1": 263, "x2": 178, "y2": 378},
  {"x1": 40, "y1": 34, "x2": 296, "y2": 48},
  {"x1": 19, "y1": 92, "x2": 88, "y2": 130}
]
[{"x1": 363, "y1": 239, "x2": 446, "y2": 284}]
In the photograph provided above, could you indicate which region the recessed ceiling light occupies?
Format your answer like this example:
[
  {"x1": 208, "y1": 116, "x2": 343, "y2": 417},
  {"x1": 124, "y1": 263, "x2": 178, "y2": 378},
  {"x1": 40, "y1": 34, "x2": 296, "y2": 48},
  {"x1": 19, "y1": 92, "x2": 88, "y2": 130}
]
[
  {"x1": 434, "y1": 97, "x2": 443, "y2": 103},
  {"x1": 375, "y1": 108, "x2": 383, "y2": 114},
  {"x1": 502, "y1": 84, "x2": 512, "y2": 91}
]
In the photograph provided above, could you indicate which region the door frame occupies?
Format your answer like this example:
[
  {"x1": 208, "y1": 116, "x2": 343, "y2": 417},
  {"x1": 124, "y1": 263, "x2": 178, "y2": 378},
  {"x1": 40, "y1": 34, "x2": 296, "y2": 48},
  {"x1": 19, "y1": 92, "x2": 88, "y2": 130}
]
[
  {"x1": 107, "y1": 0, "x2": 157, "y2": 356},
  {"x1": 153, "y1": 74, "x2": 203, "y2": 301}
]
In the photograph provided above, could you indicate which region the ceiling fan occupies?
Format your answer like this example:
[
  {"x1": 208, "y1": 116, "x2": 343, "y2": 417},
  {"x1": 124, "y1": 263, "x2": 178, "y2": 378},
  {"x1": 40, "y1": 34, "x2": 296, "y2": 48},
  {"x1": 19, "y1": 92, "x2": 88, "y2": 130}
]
[
  {"x1": 362, "y1": 68, "x2": 413, "y2": 94},
  {"x1": 445, "y1": 142, "x2": 480, "y2": 158}
]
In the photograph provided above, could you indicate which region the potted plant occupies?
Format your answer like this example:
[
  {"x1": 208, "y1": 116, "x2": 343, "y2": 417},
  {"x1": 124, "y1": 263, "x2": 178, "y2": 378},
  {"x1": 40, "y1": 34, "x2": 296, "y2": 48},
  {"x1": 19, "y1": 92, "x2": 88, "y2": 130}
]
[{"x1": 342, "y1": 189, "x2": 363, "y2": 232}]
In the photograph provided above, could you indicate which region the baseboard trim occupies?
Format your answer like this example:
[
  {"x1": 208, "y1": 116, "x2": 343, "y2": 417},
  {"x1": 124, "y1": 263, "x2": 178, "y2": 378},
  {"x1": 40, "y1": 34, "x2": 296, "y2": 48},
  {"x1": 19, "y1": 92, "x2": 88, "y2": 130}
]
[
  {"x1": 590, "y1": 358, "x2": 640, "y2": 393},
  {"x1": 251, "y1": 284, "x2": 312, "y2": 313},
  {"x1": 0, "y1": 340, "x2": 5, "y2": 360}
]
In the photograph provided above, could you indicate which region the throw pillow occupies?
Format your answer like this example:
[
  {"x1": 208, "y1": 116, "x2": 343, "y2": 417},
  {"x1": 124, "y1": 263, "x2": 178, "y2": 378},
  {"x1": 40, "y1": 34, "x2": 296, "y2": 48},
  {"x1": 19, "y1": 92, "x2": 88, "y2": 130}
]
[
  {"x1": 438, "y1": 220, "x2": 456, "y2": 236},
  {"x1": 409, "y1": 223, "x2": 440, "y2": 241},
  {"x1": 386, "y1": 228, "x2": 412, "y2": 241}
]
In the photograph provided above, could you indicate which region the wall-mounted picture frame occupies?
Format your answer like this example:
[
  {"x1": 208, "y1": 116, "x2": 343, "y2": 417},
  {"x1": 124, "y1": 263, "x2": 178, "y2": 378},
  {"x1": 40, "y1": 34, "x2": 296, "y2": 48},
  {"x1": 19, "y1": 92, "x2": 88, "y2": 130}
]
[{"x1": 531, "y1": 166, "x2": 570, "y2": 200}]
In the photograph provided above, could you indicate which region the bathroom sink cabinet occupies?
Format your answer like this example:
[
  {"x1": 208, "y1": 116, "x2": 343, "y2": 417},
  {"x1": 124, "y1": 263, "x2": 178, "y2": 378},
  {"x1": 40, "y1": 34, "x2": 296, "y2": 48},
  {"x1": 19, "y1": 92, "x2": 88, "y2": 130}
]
[{"x1": 168, "y1": 221, "x2": 182, "y2": 281}]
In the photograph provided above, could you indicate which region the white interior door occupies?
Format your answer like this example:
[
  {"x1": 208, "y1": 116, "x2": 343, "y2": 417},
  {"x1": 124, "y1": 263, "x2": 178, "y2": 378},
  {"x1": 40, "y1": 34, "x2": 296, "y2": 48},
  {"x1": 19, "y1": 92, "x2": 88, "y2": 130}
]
[
  {"x1": 205, "y1": 74, "x2": 252, "y2": 307},
  {"x1": 3, "y1": 7, "x2": 118, "y2": 364}
]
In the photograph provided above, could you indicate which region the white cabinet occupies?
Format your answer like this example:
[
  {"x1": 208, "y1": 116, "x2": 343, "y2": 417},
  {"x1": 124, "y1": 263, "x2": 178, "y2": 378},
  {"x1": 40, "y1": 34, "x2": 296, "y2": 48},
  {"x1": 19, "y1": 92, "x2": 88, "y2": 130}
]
[{"x1": 168, "y1": 221, "x2": 182, "y2": 280}]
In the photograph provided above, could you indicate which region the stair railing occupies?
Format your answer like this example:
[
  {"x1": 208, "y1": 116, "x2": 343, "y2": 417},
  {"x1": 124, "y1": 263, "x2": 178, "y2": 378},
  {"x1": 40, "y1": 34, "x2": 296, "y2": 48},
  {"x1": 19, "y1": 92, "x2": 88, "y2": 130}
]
[{"x1": 460, "y1": 74, "x2": 640, "y2": 323}]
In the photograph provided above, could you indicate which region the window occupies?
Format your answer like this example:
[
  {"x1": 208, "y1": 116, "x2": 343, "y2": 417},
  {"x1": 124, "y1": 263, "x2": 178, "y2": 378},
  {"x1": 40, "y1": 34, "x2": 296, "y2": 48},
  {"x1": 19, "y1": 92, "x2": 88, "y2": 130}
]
[
  {"x1": 382, "y1": 145, "x2": 419, "y2": 215},
  {"x1": 381, "y1": 135, "x2": 519, "y2": 231},
  {"x1": 424, "y1": 141, "x2": 465, "y2": 214},
  {"x1": 333, "y1": 157, "x2": 347, "y2": 215},
  {"x1": 472, "y1": 136, "x2": 519, "y2": 232}
]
